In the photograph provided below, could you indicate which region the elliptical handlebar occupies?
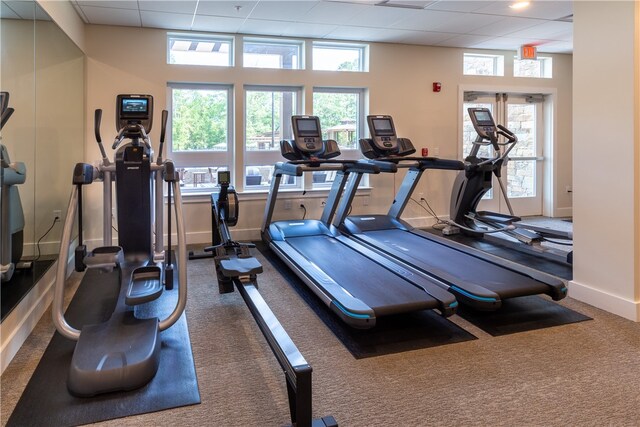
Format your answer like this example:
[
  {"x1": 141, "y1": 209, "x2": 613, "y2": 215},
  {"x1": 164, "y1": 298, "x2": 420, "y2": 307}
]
[
  {"x1": 94, "y1": 109, "x2": 111, "y2": 166},
  {"x1": 0, "y1": 107, "x2": 14, "y2": 130},
  {"x1": 156, "y1": 109, "x2": 168, "y2": 165}
]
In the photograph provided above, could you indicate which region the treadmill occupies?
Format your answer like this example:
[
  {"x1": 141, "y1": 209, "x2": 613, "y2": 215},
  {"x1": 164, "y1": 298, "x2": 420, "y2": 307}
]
[
  {"x1": 261, "y1": 115, "x2": 458, "y2": 329},
  {"x1": 333, "y1": 115, "x2": 567, "y2": 310}
]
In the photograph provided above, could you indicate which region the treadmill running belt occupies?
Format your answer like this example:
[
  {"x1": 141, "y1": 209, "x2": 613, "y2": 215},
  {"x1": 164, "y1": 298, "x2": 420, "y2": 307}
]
[
  {"x1": 365, "y1": 229, "x2": 551, "y2": 298},
  {"x1": 257, "y1": 242, "x2": 477, "y2": 358},
  {"x1": 285, "y1": 235, "x2": 437, "y2": 316}
]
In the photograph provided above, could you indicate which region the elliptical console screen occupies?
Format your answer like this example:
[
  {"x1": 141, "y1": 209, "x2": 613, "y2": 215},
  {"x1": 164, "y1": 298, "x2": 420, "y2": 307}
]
[
  {"x1": 121, "y1": 98, "x2": 148, "y2": 116},
  {"x1": 295, "y1": 118, "x2": 320, "y2": 137},
  {"x1": 371, "y1": 118, "x2": 395, "y2": 137}
]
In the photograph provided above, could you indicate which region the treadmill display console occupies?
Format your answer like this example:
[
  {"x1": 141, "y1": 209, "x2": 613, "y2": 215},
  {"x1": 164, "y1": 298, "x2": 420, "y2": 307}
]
[
  {"x1": 291, "y1": 116, "x2": 323, "y2": 153},
  {"x1": 468, "y1": 107, "x2": 497, "y2": 140},
  {"x1": 367, "y1": 115, "x2": 398, "y2": 151}
]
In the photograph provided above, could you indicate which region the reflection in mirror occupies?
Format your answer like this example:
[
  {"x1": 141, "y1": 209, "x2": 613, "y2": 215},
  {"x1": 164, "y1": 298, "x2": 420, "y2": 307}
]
[{"x1": 1, "y1": 0, "x2": 85, "y2": 321}]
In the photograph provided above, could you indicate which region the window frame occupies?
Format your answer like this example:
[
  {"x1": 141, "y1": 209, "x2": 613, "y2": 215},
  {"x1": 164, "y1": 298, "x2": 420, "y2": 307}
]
[
  {"x1": 463, "y1": 53, "x2": 505, "y2": 76},
  {"x1": 243, "y1": 84, "x2": 304, "y2": 191},
  {"x1": 167, "y1": 32, "x2": 235, "y2": 67},
  {"x1": 312, "y1": 86, "x2": 366, "y2": 160},
  {"x1": 513, "y1": 56, "x2": 553, "y2": 78},
  {"x1": 312, "y1": 86, "x2": 368, "y2": 190},
  {"x1": 167, "y1": 83, "x2": 234, "y2": 190},
  {"x1": 312, "y1": 41, "x2": 369, "y2": 72},
  {"x1": 242, "y1": 37, "x2": 305, "y2": 70}
]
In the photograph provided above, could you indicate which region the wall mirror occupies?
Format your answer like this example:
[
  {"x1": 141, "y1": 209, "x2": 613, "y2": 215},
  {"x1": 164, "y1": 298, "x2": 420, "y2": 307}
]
[{"x1": 1, "y1": 0, "x2": 85, "y2": 321}]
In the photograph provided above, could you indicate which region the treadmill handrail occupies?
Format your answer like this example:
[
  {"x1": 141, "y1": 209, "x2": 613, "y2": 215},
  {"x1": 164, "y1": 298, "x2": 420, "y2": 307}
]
[{"x1": 370, "y1": 156, "x2": 465, "y2": 171}]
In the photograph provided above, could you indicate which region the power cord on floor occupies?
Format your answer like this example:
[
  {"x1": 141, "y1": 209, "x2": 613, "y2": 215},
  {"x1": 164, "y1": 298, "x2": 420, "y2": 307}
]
[
  {"x1": 299, "y1": 203, "x2": 306, "y2": 220},
  {"x1": 33, "y1": 216, "x2": 60, "y2": 262},
  {"x1": 410, "y1": 197, "x2": 448, "y2": 230}
]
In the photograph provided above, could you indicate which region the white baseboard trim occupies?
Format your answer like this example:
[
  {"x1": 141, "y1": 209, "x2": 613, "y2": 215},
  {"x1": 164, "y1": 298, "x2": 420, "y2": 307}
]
[
  {"x1": 569, "y1": 280, "x2": 640, "y2": 321},
  {"x1": 402, "y1": 215, "x2": 446, "y2": 229},
  {"x1": 554, "y1": 207, "x2": 573, "y2": 218},
  {"x1": 1, "y1": 260, "x2": 58, "y2": 374}
]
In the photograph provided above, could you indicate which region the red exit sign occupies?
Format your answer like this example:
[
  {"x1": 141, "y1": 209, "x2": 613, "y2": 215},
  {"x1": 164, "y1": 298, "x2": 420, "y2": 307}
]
[{"x1": 518, "y1": 45, "x2": 537, "y2": 60}]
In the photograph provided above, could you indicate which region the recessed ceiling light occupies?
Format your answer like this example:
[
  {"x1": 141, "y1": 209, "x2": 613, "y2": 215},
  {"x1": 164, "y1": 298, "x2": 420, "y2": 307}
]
[{"x1": 509, "y1": 1, "x2": 530, "y2": 10}]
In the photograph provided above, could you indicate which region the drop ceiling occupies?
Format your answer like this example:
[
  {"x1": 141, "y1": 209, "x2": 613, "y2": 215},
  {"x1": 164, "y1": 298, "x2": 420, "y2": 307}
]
[{"x1": 68, "y1": 0, "x2": 573, "y2": 53}]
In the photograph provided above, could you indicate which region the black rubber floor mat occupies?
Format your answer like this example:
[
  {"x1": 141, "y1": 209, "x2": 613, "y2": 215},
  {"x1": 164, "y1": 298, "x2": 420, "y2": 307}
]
[
  {"x1": 456, "y1": 295, "x2": 591, "y2": 336},
  {"x1": 7, "y1": 258, "x2": 200, "y2": 427},
  {"x1": 257, "y1": 242, "x2": 476, "y2": 359}
]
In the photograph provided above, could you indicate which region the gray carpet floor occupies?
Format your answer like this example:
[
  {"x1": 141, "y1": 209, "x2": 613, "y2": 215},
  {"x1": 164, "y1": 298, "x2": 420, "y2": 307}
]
[{"x1": 2, "y1": 249, "x2": 640, "y2": 426}]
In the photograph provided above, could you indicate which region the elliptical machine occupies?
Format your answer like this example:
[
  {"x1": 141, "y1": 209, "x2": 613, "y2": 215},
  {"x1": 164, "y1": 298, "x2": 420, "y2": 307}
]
[
  {"x1": 445, "y1": 107, "x2": 573, "y2": 264},
  {"x1": 0, "y1": 91, "x2": 27, "y2": 283},
  {"x1": 52, "y1": 94, "x2": 187, "y2": 396}
]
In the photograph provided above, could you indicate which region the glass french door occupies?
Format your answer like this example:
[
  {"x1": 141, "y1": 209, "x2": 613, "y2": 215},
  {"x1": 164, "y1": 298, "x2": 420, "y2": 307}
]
[{"x1": 462, "y1": 93, "x2": 544, "y2": 216}]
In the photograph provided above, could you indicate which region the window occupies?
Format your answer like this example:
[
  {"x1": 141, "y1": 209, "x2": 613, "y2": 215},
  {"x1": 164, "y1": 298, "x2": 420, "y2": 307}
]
[
  {"x1": 243, "y1": 38, "x2": 303, "y2": 70},
  {"x1": 244, "y1": 86, "x2": 302, "y2": 190},
  {"x1": 313, "y1": 88, "x2": 365, "y2": 152},
  {"x1": 514, "y1": 56, "x2": 553, "y2": 78},
  {"x1": 168, "y1": 33, "x2": 234, "y2": 67},
  {"x1": 463, "y1": 53, "x2": 504, "y2": 76},
  {"x1": 169, "y1": 83, "x2": 233, "y2": 191},
  {"x1": 313, "y1": 87, "x2": 366, "y2": 189},
  {"x1": 312, "y1": 42, "x2": 368, "y2": 72}
]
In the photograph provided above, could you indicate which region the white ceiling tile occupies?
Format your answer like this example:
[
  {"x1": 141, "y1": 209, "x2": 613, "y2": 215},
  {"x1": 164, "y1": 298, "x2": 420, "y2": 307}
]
[
  {"x1": 325, "y1": 25, "x2": 389, "y2": 41},
  {"x1": 280, "y1": 22, "x2": 338, "y2": 39},
  {"x1": 471, "y1": 36, "x2": 538, "y2": 50},
  {"x1": 80, "y1": 5, "x2": 141, "y2": 26},
  {"x1": 397, "y1": 30, "x2": 454, "y2": 45},
  {"x1": 428, "y1": 12, "x2": 505, "y2": 33},
  {"x1": 238, "y1": 18, "x2": 289, "y2": 36},
  {"x1": 389, "y1": 9, "x2": 460, "y2": 31},
  {"x1": 351, "y1": 5, "x2": 418, "y2": 28},
  {"x1": 473, "y1": 1, "x2": 572, "y2": 20},
  {"x1": 535, "y1": 40, "x2": 572, "y2": 54},
  {"x1": 436, "y1": 33, "x2": 493, "y2": 48},
  {"x1": 140, "y1": 10, "x2": 193, "y2": 30},
  {"x1": 196, "y1": 1, "x2": 258, "y2": 18},
  {"x1": 471, "y1": 16, "x2": 544, "y2": 37},
  {"x1": 0, "y1": 3, "x2": 20, "y2": 19},
  {"x1": 426, "y1": 1, "x2": 493, "y2": 13},
  {"x1": 2, "y1": 0, "x2": 35, "y2": 19},
  {"x1": 385, "y1": 0, "x2": 435, "y2": 7},
  {"x1": 503, "y1": 20, "x2": 572, "y2": 41},
  {"x1": 248, "y1": 1, "x2": 317, "y2": 21},
  {"x1": 191, "y1": 14, "x2": 244, "y2": 33},
  {"x1": 297, "y1": 2, "x2": 367, "y2": 25},
  {"x1": 76, "y1": 1, "x2": 139, "y2": 10},
  {"x1": 139, "y1": 1, "x2": 197, "y2": 14}
]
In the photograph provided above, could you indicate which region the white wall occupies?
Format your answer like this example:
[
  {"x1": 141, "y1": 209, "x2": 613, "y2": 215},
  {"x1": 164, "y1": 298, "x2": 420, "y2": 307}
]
[
  {"x1": 82, "y1": 25, "x2": 573, "y2": 248},
  {"x1": 36, "y1": 0, "x2": 86, "y2": 53},
  {"x1": 570, "y1": 1, "x2": 640, "y2": 320}
]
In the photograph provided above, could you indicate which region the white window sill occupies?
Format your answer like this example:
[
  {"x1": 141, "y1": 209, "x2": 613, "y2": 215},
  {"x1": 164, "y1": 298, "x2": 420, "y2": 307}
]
[{"x1": 176, "y1": 186, "x2": 372, "y2": 203}]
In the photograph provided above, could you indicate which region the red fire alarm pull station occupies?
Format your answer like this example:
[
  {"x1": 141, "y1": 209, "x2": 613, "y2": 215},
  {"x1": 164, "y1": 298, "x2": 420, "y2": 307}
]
[
  {"x1": 433, "y1": 82, "x2": 442, "y2": 92},
  {"x1": 421, "y1": 147, "x2": 429, "y2": 157}
]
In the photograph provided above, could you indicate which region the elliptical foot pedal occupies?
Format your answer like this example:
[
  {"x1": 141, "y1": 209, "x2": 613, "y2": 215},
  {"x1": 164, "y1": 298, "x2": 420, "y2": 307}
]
[
  {"x1": 219, "y1": 257, "x2": 263, "y2": 278},
  {"x1": 126, "y1": 265, "x2": 163, "y2": 305},
  {"x1": 68, "y1": 314, "x2": 160, "y2": 397},
  {"x1": 84, "y1": 246, "x2": 124, "y2": 270}
]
